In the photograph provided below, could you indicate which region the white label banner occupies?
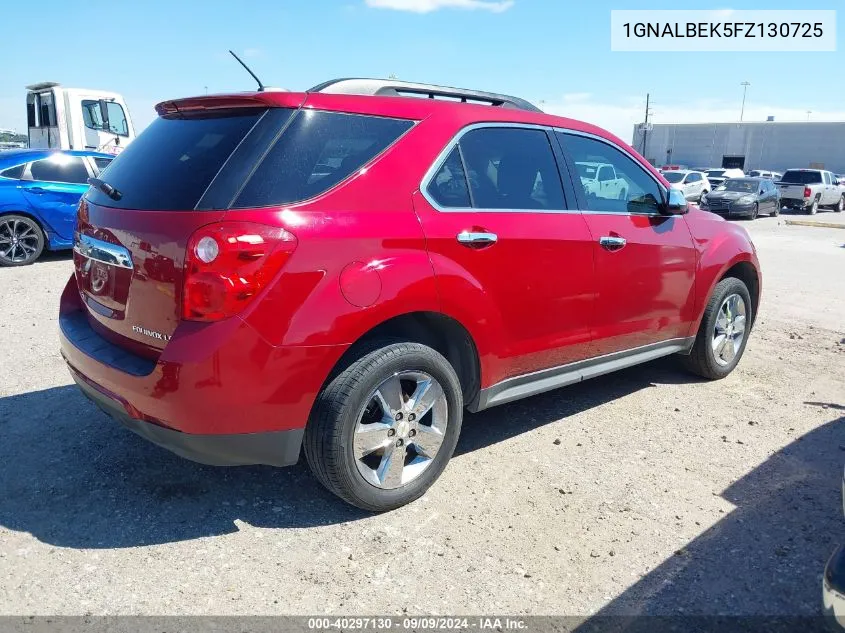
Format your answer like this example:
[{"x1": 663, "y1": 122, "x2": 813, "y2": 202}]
[{"x1": 611, "y1": 10, "x2": 836, "y2": 52}]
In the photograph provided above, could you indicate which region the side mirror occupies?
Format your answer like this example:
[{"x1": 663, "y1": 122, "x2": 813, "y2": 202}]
[{"x1": 661, "y1": 188, "x2": 689, "y2": 215}]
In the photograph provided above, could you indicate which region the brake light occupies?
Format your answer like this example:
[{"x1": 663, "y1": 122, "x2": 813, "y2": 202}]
[
  {"x1": 803, "y1": 187, "x2": 812, "y2": 198},
  {"x1": 182, "y1": 222, "x2": 297, "y2": 322}
]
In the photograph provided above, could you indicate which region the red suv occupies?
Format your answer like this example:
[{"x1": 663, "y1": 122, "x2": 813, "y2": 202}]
[{"x1": 60, "y1": 79, "x2": 761, "y2": 511}]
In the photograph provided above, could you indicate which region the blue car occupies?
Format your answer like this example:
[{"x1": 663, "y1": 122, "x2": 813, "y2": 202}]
[{"x1": 0, "y1": 149, "x2": 113, "y2": 266}]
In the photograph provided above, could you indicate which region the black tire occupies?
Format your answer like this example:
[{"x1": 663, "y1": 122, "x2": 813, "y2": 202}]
[
  {"x1": 771, "y1": 202, "x2": 780, "y2": 217},
  {"x1": 681, "y1": 277, "x2": 753, "y2": 380},
  {"x1": 0, "y1": 214, "x2": 45, "y2": 267},
  {"x1": 750, "y1": 203, "x2": 759, "y2": 220},
  {"x1": 835, "y1": 195, "x2": 844, "y2": 213},
  {"x1": 304, "y1": 341, "x2": 463, "y2": 512},
  {"x1": 809, "y1": 198, "x2": 819, "y2": 215},
  {"x1": 699, "y1": 190, "x2": 708, "y2": 202}
]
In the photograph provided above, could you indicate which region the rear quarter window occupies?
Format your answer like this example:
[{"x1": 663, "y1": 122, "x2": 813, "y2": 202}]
[
  {"x1": 234, "y1": 111, "x2": 413, "y2": 208},
  {"x1": 85, "y1": 110, "x2": 265, "y2": 210},
  {"x1": 0, "y1": 164, "x2": 25, "y2": 179}
]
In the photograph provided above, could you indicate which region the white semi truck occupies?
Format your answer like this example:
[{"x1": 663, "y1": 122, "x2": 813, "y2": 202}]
[{"x1": 26, "y1": 82, "x2": 137, "y2": 154}]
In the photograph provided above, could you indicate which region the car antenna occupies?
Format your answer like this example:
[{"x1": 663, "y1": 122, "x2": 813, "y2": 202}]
[{"x1": 228, "y1": 50, "x2": 265, "y2": 92}]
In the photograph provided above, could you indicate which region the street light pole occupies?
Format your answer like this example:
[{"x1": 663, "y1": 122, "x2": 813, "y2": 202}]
[
  {"x1": 740, "y1": 81, "x2": 751, "y2": 122},
  {"x1": 806, "y1": 110, "x2": 812, "y2": 121}
]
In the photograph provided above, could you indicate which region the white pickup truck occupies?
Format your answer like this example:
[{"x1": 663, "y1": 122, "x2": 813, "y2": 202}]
[
  {"x1": 777, "y1": 169, "x2": 845, "y2": 214},
  {"x1": 575, "y1": 161, "x2": 628, "y2": 200}
]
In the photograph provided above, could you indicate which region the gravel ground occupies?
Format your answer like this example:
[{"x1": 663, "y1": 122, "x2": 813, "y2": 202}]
[{"x1": 0, "y1": 213, "x2": 843, "y2": 616}]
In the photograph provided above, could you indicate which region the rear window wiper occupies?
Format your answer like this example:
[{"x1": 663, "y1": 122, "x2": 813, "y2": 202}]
[{"x1": 88, "y1": 177, "x2": 122, "y2": 201}]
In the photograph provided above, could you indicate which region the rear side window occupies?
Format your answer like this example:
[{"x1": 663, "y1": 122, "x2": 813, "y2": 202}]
[
  {"x1": 234, "y1": 111, "x2": 413, "y2": 208},
  {"x1": 93, "y1": 157, "x2": 113, "y2": 172},
  {"x1": 30, "y1": 156, "x2": 90, "y2": 184},
  {"x1": 427, "y1": 147, "x2": 471, "y2": 208},
  {"x1": 85, "y1": 111, "x2": 264, "y2": 210},
  {"x1": 0, "y1": 164, "x2": 25, "y2": 179},
  {"x1": 457, "y1": 127, "x2": 565, "y2": 210}
]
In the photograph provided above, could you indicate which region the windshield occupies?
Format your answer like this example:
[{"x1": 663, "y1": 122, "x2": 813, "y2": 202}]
[
  {"x1": 747, "y1": 170, "x2": 762, "y2": 177},
  {"x1": 781, "y1": 170, "x2": 822, "y2": 185},
  {"x1": 663, "y1": 172, "x2": 685, "y2": 183},
  {"x1": 706, "y1": 170, "x2": 726, "y2": 177},
  {"x1": 717, "y1": 179, "x2": 757, "y2": 193}
]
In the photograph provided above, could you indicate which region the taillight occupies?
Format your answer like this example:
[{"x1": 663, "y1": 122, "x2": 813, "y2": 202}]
[
  {"x1": 803, "y1": 187, "x2": 812, "y2": 198},
  {"x1": 182, "y1": 222, "x2": 297, "y2": 322}
]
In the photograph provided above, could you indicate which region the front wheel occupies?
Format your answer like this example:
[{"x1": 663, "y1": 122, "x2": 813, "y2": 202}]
[
  {"x1": 681, "y1": 277, "x2": 753, "y2": 380},
  {"x1": 304, "y1": 341, "x2": 463, "y2": 511},
  {"x1": 0, "y1": 215, "x2": 44, "y2": 267},
  {"x1": 699, "y1": 190, "x2": 708, "y2": 202},
  {"x1": 750, "y1": 203, "x2": 759, "y2": 220}
]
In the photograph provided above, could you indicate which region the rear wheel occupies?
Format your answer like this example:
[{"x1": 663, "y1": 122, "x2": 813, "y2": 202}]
[
  {"x1": 809, "y1": 198, "x2": 819, "y2": 215},
  {"x1": 835, "y1": 195, "x2": 844, "y2": 213},
  {"x1": 0, "y1": 215, "x2": 44, "y2": 267},
  {"x1": 681, "y1": 277, "x2": 752, "y2": 380},
  {"x1": 771, "y1": 202, "x2": 780, "y2": 217},
  {"x1": 304, "y1": 341, "x2": 463, "y2": 512}
]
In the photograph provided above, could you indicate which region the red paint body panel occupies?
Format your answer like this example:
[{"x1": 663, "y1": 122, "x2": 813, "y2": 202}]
[
  {"x1": 60, "y1": 88, "x2": 761, "y2": 453},
  {"x1": 580, "y1": 213, "x2": 698, "y2": 356}
]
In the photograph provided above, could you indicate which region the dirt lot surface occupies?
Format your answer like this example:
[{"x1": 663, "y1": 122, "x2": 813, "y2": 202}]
[{"x1": 1, "y1": 212, "x2": 843, "y2": 616}]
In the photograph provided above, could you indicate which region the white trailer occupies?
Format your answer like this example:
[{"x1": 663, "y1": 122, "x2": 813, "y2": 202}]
[{"x1": 26, "y1": 82, "x2": 136, "y2": 154}]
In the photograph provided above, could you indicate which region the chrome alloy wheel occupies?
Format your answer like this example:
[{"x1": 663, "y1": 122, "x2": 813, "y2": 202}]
[
  {"x1": 712, "y1": 293, "x2": 747, "y2": 366},
  {"x1": 0, "y1": 218, "x2": 40, "y2": 264},
  {"x1": 353, "y1": 371, "x2": 448, "y2": 489}
]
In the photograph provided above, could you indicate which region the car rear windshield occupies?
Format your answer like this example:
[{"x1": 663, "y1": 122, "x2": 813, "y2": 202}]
[
  {"x1": 780, "y1": 170, "x2": 822, "y2": 184},
  {"x1": 233, "y1": 111, "x2": 413, "y2": 208},
  {"x1": 84, "y1": 110, "x2": 265, "y2": 210},
  {"x1": 662, "y1": 172, "x2": 685, "y2": 183},
  {"x1": 706, "y1": 170, "x2": 726, "y2": 177}
]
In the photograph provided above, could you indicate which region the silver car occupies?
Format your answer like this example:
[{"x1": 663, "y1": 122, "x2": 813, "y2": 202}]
[{"x1": 662, "y1": 169, "x2": 711, "y2": 202}]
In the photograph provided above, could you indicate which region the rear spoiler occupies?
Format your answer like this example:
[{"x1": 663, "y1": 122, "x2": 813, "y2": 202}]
[{"x1": 155, "y1": 93, "x2": 305, "y2": 117}]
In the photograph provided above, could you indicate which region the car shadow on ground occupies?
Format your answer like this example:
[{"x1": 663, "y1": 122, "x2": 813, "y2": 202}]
[
  {"x1": 570, "y1": 414, "x2": 844, "y2": 630},
  {"x1": 0, "y1": 357, "x2": 697, "y2": 549}
]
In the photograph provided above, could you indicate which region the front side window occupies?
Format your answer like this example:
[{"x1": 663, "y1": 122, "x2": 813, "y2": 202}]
[
  {"x1": 456, "y1": 127, "x2": 565, "y2": 210},
  {"x1": 29, "y1": 155, "x2": 90, "y2": 184},
  {"x1": 558, "y1": 132, "x2": 663, "y2": 214},
  {"x1": 427, "y1": 147, "x2": 471, "y2": 208},
  {"x1": 82, "y1": 101, "x2": 130, "y2": 136},
  {"x1": 235, "y1": 111, "x2": 413, "y2": 208}
]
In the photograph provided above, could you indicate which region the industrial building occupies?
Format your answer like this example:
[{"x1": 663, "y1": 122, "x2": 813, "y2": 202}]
[{"x1": 631, "y1": 121, "x2": 845, "y2": 174}]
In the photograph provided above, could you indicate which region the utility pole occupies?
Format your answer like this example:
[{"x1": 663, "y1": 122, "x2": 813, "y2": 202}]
[
  {"x1": 740, "y1": 81, "x2": 750, "y2": 122},
  {"x1": 806, "y1": 110, "x2": 812, "y2": 121},
  {"x1": 641, "y1": 93, "x2": 653, "y2": 157}
]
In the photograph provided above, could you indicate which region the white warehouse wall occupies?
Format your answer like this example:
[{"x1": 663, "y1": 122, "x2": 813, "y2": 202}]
[{"x1": 631, "y1": 122, "x2": 845, "y2": 173}]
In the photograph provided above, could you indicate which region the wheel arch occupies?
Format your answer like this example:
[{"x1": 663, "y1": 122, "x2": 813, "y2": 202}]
[{"x1": 321, "y1": 311, "x2": 482, "y2": 410}]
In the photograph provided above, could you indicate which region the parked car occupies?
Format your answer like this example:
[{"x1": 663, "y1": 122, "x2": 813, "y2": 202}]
[
  {"x1": 59, "y1": 78, "x2": 761, "y2": 511},
  {"x1": 747, "y1": 170, "x2": 782, "y2": 181},
  {"x1": 705, "y1": 168, "x2": 745, "y2": 188},
  {"x1": 776, "y1": 169, "x2": 845, "y2": 214},
  {"x1": 823, "y1": 468, "x2": 845, "y2": 628},
  {"x1": 0, "y1": 149, "x2": 113, "y2": 266},
  {"x1": 575, "y1": 161, "x2": 629, "y2": 200},
  {"x1": 700, "y1": 178, "x2": 779, "y2": 219},
  {"x1": 662, "y1": 170, "x2": 711, "y2": 202}
]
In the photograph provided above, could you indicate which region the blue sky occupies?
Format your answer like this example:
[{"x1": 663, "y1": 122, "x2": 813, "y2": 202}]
[{"x1": 1, "y1": 0, "x2": 842, "y2": 141}]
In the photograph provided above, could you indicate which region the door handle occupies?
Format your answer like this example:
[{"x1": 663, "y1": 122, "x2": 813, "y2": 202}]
[
  {"x1": 457, "y1": 231, "x2": 498, "y2": 247},
  {"x1": 26, "y1": 187, "x2": 46, "y2": 194},
  {"x1": 599, "y1": 236, "x2": 627, "y2": 252}
]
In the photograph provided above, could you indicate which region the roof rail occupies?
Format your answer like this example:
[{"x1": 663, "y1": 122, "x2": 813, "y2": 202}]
[{"x1": 308, "y1": 78, "x2": 542, "y2": 113}]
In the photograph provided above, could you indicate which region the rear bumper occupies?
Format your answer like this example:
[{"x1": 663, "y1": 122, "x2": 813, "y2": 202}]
[
  {"x1": 59, "y1": 275, "x2": 348, "y2": 465},
  {"x1": 824, "y1": 544, "x2": 845, "y2": 629},
  {"x1": 71, "y1": 366, "x2": 303, "y2": 466},
  {"x1": 781, "y1": 198, "x2": 810, "y2": 210}
]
